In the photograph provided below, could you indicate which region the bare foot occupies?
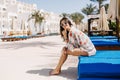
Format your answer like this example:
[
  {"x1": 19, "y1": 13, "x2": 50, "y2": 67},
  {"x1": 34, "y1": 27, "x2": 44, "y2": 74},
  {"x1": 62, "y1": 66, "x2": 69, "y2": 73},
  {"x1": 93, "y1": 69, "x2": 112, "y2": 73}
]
[{"x1": 49, "y1": 69, "x2": 61, "y2": 75}]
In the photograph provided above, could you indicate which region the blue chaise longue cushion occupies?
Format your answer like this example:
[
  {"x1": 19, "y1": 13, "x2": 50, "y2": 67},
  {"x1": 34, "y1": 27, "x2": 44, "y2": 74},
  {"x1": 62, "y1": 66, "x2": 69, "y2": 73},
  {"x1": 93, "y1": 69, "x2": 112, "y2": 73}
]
[{"x1": 78, "y1": 50, "x2": 120, "y2": 80}]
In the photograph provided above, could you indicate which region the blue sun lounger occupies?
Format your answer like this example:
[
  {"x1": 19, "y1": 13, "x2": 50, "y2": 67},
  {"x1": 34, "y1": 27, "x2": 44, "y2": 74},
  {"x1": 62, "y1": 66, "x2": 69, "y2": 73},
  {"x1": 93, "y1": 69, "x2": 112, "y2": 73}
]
[
  {"x1": 91, "y1": 37, "x2": 120, "y2": 50},
  {"x1": 1, "y1": 36, "x2": 29, "y2": 41},
  {"x1": 90, "y1": 36, "x2": 117, "y2": 39},
  {"x1": 92, "y1": 39, "x2": 120, "y2": 46},
  {"x1": 77, "y1": 50, "x2": 120, "y2": 80}
]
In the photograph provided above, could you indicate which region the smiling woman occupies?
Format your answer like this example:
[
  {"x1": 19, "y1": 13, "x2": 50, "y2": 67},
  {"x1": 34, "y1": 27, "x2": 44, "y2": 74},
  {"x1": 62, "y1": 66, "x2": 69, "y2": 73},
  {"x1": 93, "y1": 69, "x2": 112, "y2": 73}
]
[{"x1": 49, "y1": 17, "x2": 96, "y2": 75}]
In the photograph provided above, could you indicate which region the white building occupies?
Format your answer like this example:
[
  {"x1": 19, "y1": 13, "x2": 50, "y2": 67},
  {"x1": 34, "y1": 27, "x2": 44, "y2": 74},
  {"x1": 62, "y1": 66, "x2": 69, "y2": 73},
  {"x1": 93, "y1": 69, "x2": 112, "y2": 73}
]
[
  {"x1": 0, "y1": 0, "x2": 37, "y2": 35},
  {"x1": 0, "y1": 0, "x2": 60, "y2": 36},
  {"x1": 42, "y1": 11, "x2": 60, "y2": 35},
  {"x1": 0, "y1": 4, "x2": 8, "y2": 35}
]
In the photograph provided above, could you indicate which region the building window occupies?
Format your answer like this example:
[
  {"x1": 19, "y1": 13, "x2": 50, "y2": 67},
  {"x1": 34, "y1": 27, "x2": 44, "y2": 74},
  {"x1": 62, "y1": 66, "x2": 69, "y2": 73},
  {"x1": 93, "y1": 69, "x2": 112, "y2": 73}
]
[
  {"x1": 19, "y1": 11, "x2": 22, "y2": 14},
  {"x1": 15, "y1": 16, "x2": 17, "y2": 19},
  {"x1": 13, "y1": 1, "x2": 15, "y2": 4},
  {"x1": 3, "y1": 8, "x2": 6, "y2": 11}
]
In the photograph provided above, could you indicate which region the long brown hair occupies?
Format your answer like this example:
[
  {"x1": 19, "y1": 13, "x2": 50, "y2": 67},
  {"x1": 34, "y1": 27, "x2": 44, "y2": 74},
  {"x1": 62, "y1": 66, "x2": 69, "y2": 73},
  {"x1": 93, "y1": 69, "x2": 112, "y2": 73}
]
[{"x1": 60, "y1": 17, "x2": 72, "y2": 41}]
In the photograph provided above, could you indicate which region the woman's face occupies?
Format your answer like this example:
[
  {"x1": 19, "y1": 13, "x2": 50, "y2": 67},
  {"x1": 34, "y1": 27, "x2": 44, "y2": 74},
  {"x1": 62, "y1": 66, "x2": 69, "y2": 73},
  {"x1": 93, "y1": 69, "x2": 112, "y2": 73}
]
[{"x1": 61, "y1": 21, "x2": 70, "y2": 30}]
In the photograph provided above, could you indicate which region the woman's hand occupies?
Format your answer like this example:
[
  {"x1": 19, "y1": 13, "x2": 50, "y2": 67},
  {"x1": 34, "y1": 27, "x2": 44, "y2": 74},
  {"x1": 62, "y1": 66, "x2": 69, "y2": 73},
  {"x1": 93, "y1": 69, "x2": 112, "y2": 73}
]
[
  {"x1": 64, "y1": 39, "x2": 69, "y2": 43},
  {"x1": 62, "y1": 30, "x2": 67, "y2": 40}
]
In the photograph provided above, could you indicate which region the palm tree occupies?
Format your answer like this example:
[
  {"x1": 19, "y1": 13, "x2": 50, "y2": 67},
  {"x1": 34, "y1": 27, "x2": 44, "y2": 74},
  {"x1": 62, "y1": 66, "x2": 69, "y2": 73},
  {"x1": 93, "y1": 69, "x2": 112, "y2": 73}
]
[
  {"x1": 28, "y1": 10, "x2": 44, "y2": 33},
  {"x1": 82, "y1": 3, "x2": 97, "y2": 15},
  {"x1": 60, "y1": 13, "x2": 70, "y2": 18},
  {"x1": 104, "y1": 3, "x2": 109, "y2": 13},
  {"x1": 70, "y1": 12, "x2": 84, "y2": 27},
  {"x1": 90, "y1": 0, "x2": 108, "y2": 13}
]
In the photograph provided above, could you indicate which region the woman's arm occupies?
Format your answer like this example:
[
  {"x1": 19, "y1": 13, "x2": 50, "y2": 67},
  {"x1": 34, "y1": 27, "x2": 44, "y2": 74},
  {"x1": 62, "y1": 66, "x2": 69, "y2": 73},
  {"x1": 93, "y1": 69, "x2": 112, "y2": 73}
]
[{"x1": 62, "y1": 30, "x2": 67, "y2": 41}]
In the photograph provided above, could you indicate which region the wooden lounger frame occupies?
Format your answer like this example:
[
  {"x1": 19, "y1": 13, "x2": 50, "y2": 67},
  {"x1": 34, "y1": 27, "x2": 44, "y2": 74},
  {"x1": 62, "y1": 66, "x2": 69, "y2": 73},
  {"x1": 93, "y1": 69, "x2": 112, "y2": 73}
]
[{"x1": 96, "y1": 46, "x2": 120, "y2": 50}]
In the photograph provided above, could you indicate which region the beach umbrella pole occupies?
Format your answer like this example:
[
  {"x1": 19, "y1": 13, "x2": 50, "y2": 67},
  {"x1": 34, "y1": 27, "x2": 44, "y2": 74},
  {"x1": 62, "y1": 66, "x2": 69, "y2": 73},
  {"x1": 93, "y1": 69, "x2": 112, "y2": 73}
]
[
  {"x1": 88, "y1": 18, "x2": 91, "y2": 36},
  {"x1": 116, "y1": 18, "x2": 119, "y2": 42},
  {"x1": 116, "y1": 0, "x2": 120, "y2": 42}
]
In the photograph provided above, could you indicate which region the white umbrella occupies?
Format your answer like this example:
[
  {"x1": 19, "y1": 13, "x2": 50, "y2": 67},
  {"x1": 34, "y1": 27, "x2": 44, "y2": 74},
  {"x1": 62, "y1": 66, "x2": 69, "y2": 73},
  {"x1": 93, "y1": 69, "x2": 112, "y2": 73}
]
[
  {"x1": 10, "y1": 18, "x2": 15, "y2": 36},
  {"x1": 108, "y1": 0, "x2": 120, "y2": 20},
  {"x1": 99, "y1": 6, "x2": 109, "y2": 31},
  {"x1": 21, "y1": 20, "x2": 26, "y2": 35},
  {"x1": 11, "y1": 18, "x2": 14, "y2": 31},
  {"x1": 108, "y1": 0, "x2": 120, "y2": 41},
  {"x1": 117, "y1": 0, "x2": 120, "y2": 20},
  {"x1": 27, "y1": 23, "x2": 32, "y2": 35}
]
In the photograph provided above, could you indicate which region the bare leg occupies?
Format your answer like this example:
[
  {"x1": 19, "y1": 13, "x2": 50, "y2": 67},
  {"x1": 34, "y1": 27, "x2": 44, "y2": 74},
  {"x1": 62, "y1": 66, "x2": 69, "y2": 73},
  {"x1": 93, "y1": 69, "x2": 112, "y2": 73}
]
[
  {"x1": 49, "y1": 47, "x2": 68, "y2": 75},
  {"x1": 49, "y1": 48, "x2": 89, "y2": 75},
  {"x1": 67, "y1": 48, "x2": 89, "y2": 56}
]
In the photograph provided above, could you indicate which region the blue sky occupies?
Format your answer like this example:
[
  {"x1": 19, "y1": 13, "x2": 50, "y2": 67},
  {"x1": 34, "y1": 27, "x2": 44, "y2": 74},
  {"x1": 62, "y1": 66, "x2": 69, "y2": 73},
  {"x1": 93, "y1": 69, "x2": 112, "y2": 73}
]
[
  {"x1": 18, "y1": 0, "x2": 110, "y2": 22},
  {"x1": 18, "y1": 0, "x2": 97, "y2": 14}
]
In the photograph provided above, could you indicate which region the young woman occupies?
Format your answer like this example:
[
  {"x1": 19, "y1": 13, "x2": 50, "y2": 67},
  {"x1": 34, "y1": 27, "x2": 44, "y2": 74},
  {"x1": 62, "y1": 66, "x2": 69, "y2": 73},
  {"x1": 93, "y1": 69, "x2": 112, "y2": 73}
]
[{"x1": 49, "y1": 17, "x2": 96, "y2": 75}]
